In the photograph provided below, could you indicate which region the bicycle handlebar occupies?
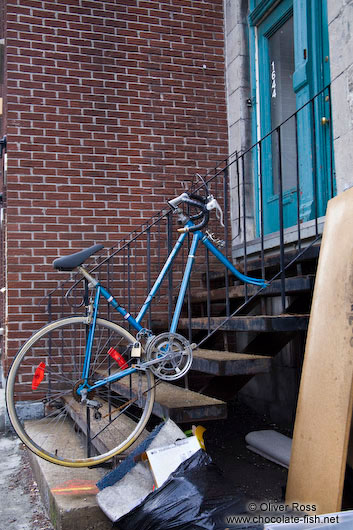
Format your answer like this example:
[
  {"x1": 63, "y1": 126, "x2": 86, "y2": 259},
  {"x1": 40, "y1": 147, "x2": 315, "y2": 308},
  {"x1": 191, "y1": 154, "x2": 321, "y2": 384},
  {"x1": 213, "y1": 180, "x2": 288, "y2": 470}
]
[
  {"x1": 167, "y1": 192, "x2": 189, "y2": 209},
  {"x1": 168, "y1": 192, "x2": 209, "y2": 233},
  {"x1": 182, "y1": 196, "x2": 209, "y2": 232}
]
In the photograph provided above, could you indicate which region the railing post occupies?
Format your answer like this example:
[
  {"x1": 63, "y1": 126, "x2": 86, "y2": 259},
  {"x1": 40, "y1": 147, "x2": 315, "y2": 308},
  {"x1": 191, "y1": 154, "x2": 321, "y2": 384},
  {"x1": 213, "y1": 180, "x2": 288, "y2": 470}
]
[
  {"x1": 205, "y1": 243, "x2": 211, "y2": 334},
  {"x1": 167, "y1": 213, "x2": 173, "y2": 330},
  {"x1": 242, "y1": 154, "x2": 248, "y2": 302},
  {"x1": 311, "y1": 97, "x2": 319, "y2": 236},
  {"x1": 84, "y1": 279, "x2": 89, "y2": 309},
  {"x1": 235, "y1": 151, "x2": 241, "y2": 238},
  {"x1": 107, "y1": 259, "x2": 111, "y2": 321},
  {"x1": 223, "y1": 164, "x2": 230, "y2": 318},
  {"x1": 47, "y1": 292, "x2": 52, "y2": 323},
  {"x1": 127, "y1": 243, "x2": 131, "y2": 321},
  {"x1": 258, "y1": 140, "x2": 265, "y2": 280},
  {"x1": 277, "y1": 126, "x2": 286, "y2": 312},
  {"x1": 294, "y1": 111, "x2": 302, "y2": 252},
  {"x1": 47, "y1": 293, "x2": 52, "y2": 400},
  {"x1": 147, "y1": 226, "x2": 152, "y2": 329},
  {"x1": 328, "y1": 84, "x2": 335, "y2": 199}
]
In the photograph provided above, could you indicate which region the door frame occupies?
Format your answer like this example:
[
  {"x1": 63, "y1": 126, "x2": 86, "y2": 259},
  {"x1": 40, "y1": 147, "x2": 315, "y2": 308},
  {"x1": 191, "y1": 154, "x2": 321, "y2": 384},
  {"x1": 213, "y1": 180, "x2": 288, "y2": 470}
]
[
  {"x1": 257, "y1": 0, "x2": 296, "y2": 234},
  {"x1": 249, "y1": 0, "x2": 333, "y2": 236}
]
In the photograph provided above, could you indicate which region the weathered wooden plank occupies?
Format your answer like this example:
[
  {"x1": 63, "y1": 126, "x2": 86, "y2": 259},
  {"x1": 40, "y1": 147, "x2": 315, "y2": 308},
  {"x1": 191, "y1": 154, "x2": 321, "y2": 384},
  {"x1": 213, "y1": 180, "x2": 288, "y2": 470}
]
[
  {"x1": 207, "y1": 244, "x2": 320, "y2": 282},
  {"x1": 286, "y1": 187, "x2": 353, "y2": 513},
  {"x1": 192, "y1": 349, "x2": 272, "y2": 376},
  {"x1": 110, "y1": 374, "x2": 227, "y2": 423},
  {"x1": 170, "y1": 315, "x2": 309, "y2": 332},
  {"x1": 191, "y1": 275, "x2": 315, "y2": 303}
]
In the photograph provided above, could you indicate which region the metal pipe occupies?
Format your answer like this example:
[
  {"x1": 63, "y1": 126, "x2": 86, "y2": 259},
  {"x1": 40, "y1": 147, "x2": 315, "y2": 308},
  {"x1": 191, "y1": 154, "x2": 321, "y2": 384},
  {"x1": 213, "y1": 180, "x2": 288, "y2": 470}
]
[{"x1": 277, "y1": 127, "x2": 286, "y2": 312}]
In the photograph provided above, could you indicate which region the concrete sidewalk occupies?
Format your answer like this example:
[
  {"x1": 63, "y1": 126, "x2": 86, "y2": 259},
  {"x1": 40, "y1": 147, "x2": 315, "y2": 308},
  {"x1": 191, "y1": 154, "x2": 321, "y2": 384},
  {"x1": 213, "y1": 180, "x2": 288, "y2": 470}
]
[
  {"x1": 1, "y1": 387, "x2": 52, "y2": 530},
  {"x1": 0, "y1": 432, "x2": 54, "y2": 530}
]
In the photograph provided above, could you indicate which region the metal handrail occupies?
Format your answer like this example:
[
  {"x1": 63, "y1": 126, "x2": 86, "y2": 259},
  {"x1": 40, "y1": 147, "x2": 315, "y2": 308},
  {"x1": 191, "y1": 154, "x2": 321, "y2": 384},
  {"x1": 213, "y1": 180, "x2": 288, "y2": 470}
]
[{"x1": 43, "y1": 86, "x2": 334, "y2": 352}]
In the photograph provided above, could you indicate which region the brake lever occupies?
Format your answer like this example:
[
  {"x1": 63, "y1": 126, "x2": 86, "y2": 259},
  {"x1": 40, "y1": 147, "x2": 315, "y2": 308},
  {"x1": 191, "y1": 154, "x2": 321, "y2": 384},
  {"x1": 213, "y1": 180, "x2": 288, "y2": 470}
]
[{"x1": 206, "y1": 196, "x2": 224, "y2": 227}]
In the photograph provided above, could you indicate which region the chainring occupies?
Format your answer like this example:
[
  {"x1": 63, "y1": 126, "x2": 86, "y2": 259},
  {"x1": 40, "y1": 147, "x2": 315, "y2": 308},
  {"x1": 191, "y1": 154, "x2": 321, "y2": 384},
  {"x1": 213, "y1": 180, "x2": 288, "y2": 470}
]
[{"x1": 145, "y1": 332, "x2": 193, "y2": 381}]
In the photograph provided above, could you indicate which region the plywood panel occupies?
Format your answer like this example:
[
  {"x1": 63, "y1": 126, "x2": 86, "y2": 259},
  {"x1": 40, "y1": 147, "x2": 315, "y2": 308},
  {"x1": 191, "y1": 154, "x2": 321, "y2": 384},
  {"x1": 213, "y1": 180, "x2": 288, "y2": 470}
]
[{"x1": 286, "y1": 187, "x2": 353, "y2": 514}]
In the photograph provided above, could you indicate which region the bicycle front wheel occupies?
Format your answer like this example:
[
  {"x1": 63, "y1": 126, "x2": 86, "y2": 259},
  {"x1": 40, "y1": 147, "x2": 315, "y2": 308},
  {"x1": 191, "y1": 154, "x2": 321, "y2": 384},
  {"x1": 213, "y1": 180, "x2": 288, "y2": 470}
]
[{"x1": 6, "y1": 316, "x2": 155, "y2": 467}]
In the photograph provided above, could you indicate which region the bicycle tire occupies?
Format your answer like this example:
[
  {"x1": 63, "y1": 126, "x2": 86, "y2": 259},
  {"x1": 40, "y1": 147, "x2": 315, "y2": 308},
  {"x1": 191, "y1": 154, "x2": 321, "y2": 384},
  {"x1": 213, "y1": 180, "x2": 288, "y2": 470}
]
[{"x1": 6, "y1": 316, "x2": 155, "y2": 467}]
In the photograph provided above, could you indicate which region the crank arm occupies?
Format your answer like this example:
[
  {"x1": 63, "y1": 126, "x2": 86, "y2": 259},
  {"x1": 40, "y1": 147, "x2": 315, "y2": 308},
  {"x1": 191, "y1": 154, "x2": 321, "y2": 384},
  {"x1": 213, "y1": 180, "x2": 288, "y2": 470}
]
[{"x1": 135, "y1": 352, "x2": 177, "y2": 370}]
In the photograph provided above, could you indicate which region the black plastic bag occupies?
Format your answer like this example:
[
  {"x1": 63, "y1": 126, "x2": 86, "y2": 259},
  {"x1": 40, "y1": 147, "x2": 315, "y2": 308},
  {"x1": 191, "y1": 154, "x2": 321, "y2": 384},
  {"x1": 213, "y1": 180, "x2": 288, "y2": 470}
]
[{"x1": 113, "y1": 449, "x2": 262, "y2": 530}]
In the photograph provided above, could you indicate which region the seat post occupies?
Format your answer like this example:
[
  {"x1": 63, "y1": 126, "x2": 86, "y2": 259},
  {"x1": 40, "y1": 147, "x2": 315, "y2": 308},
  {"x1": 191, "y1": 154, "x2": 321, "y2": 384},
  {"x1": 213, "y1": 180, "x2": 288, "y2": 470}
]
[{"x1": 78, "y1": 266, "x2": 99, "y2": 287}]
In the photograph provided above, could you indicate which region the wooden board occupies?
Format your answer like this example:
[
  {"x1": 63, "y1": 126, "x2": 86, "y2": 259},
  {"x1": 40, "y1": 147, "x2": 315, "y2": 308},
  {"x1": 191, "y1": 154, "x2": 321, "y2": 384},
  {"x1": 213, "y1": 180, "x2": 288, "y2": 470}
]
[
  {"x1": 191, "y1": 275, "x2": 315, "y2": 302},
  {"x1": 192, "y1": 349, "x2": 271, "y2": 376},
  {"x1": 109, "y1": 373, "x2": 227, "y2": 423},
  {"x1": 176, "y1": 315, "x2": 309, "y2": 332},
  {"x1": 286, "y1": 187, "x2": 353, "y2": 514}
]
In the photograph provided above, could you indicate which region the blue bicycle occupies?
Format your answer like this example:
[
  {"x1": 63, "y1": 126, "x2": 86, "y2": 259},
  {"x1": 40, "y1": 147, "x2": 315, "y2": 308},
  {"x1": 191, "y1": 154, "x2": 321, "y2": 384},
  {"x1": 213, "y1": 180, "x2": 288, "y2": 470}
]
[{"x1": 6, "y1": 183, "x2": 266, "y2": 467}]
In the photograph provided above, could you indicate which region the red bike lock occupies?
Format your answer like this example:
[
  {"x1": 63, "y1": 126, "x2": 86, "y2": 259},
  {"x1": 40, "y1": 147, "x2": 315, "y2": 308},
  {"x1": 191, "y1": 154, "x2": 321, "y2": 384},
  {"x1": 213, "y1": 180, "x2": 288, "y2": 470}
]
[{"x1": 108, "y1": 347, "x2": 128, "y2": 370}]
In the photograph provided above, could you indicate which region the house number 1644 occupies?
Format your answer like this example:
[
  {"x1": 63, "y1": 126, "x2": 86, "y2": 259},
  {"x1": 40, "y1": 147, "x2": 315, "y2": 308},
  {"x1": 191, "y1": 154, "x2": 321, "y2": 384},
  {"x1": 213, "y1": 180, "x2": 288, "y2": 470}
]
[{"x1": 271, "y1": 61, "x2": 276, "y2": 98}]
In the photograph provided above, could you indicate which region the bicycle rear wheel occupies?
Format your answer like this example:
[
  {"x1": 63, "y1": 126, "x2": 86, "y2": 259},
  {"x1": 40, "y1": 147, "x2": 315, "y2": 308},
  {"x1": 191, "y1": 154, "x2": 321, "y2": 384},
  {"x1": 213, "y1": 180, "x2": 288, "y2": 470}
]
[{"x1": 6, "y1": 316, "x2": 155, "y2": 467}]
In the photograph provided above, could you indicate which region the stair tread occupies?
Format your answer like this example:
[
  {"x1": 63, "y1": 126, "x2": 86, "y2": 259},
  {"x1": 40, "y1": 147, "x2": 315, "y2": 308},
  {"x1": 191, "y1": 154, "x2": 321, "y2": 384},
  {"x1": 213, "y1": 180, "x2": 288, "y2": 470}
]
[
  {"x1": 172, "y1": 314, "x2": 309, "y2": 332},
  {"x1": 192, "y1": 275, "x2": 315, "y2": 303},
  {"x1": 208, "y1": 245, "x2": 320, "y2": 280},
  {"x1": 193, "y1": 349, "x2": 271, "y2": 361},
  {"x1": 192, "y1": 349, "x2": 272, "y2": 376},
  {"x1": 187, "y1": 314, "x2": 309, "y2": 319},
  {"x1": 108, "y1": 373, "x2": 227, "y2": 423},
  {"x1": 155, "y1": 380, "x2": 225, "y2": 407}
]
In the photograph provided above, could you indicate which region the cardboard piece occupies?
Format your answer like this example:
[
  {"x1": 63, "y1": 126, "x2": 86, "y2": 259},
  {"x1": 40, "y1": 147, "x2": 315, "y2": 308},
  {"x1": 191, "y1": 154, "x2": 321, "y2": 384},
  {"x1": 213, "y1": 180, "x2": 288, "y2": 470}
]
[
  {"x1": 286, "y1": 187, "x2": 353, "y2": 513},
  {"x1": 146, "y1": 436, "x2": 201, "y2": 487}
]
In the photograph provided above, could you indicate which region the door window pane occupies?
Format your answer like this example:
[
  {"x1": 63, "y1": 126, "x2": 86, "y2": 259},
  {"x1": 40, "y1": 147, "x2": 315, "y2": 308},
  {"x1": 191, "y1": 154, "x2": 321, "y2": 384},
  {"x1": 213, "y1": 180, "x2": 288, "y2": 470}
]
[{"x1": 268, "y1": 16, "x2": 297, "y2": 195}]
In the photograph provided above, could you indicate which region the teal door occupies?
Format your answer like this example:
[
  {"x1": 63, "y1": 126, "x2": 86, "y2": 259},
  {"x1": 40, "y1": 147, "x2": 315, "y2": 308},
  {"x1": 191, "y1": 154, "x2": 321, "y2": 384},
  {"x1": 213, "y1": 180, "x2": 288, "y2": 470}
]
[{"x1": 251, "y1": 0, "x2": 333, "y2": 235}]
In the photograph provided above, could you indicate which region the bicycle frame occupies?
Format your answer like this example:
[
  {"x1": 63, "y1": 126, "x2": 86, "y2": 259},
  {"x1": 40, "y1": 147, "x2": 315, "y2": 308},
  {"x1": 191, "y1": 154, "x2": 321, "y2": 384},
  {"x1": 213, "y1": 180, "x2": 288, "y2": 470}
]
[{"x1": 76, "y1": 219, "x2": 266, "y2": 396}]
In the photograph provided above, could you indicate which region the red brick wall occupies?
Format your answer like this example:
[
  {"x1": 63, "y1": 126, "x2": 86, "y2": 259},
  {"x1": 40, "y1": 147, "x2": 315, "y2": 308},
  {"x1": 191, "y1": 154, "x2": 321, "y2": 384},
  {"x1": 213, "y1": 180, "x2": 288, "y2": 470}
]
[
  {"x1": 3, "y1": 0, "x2": 228, "y2": 372},
  {"x1": 0, "y1": 0, "x2": 6, "y2": 369}
]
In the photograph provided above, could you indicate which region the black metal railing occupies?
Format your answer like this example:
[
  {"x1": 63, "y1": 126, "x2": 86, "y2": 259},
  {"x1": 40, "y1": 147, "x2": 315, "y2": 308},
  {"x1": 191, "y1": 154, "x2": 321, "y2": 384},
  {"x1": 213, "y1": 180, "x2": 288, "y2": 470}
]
[{"x1": 44, "y1": 86, "x2": 335, "y2": 350}]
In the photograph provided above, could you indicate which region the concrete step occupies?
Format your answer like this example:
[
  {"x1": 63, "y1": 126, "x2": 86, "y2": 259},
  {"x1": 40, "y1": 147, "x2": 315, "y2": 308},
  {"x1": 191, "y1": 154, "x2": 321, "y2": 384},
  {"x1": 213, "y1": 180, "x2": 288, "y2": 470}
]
[
  {"x1": 110, "y1": 374, "x2": 227, "y2": 423},
  {"x1": 26, "y1": 417, "x2": 200, "y2": 530},
  {"x1": 24, "y1": 391, "x2": 226, "y2": 529},
  {"x1": 191, "y1": 275, "x2": 315, "y2": 303},
  {"x1": 192, "y1": 348, "x2": 272, "y2": 376},
  {"x1": 26, "y1": 419, "x2": 112, "y2": 530},
  {"x1": 26, "y1": 417, "x2": 193, "y2": 530}
]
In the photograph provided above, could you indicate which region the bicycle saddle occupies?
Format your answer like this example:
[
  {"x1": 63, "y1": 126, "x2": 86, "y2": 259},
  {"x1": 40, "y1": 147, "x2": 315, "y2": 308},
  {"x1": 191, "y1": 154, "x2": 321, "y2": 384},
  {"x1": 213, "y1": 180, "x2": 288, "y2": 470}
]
[{"x1": 53, "y1": 244, "x2": 104, "y2": 271}]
